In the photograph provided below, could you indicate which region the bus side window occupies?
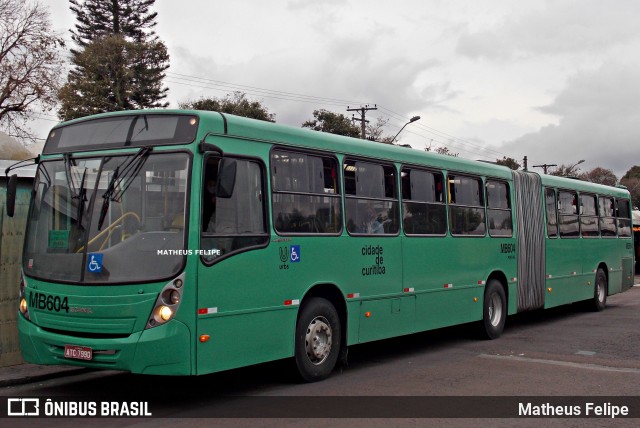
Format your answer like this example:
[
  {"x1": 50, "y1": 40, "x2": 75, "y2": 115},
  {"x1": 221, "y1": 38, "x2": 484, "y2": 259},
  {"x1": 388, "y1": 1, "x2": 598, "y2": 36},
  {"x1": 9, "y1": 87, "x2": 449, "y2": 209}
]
[
  {"x1": 202, "y1": 158, "x2": 220, "y2": 233},
  {"x1": 545, "y1": 188, "x2": 558, "y2": 238},
  {"x1": 271, "y1": 150, "x2": 342, "y2": 234},
  {"x1": 201, "y1": 157, "x2": 268, "y2": 263},
  {"x1": 580, "y1": 194, "x2": 599, "y2": 237},
  {"x1": 448, "y1": 174, "x2": 485, "y2": 236},
  {"x1": 616, "y1": 198, "x2": 631, "y2": 237},
  {"x1": 558, "y1": 190, "x2": 579, "y2": 238},
  {"x1": 599, "y1": 196, "x2": 616, "y2": 237},
  {"x1": 486, "y1": 180, "x2": 512, "y2": 237},
  {"x1": 344, "y1": 159, "x2": 399, "y2": 235},
  {"x1": 401, "y1": 167, "x2": 446, "y2": 235}
]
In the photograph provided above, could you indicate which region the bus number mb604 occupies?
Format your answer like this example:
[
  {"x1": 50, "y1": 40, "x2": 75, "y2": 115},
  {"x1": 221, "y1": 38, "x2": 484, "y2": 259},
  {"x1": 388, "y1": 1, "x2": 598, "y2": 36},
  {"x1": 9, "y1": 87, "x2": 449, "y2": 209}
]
[{"x1": 29, "y1": 292, "x2": 69, "y2": 313}]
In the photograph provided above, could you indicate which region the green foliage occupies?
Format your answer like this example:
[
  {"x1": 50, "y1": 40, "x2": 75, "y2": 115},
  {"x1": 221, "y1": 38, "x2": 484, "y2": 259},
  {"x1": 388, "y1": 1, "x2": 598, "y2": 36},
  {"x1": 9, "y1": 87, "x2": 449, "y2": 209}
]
[
  {"x1": 434, "y1": 146, "x2": 459, "y2": 157},
  {"x1": 550, "y1": 163, "x2": 583, "y2": 177},
  {"x1": 180, "y1": 92, "x2": 275, "y2": 122},
  {"x1": 59, "y1": 0, "x2": 168, "y2": 121},
  {"x1": 622, "y1": 165, "x2": 640, "y2": 180},
  {"x1": 70, "y1": 0, "x2": 158, "y2": 45},
  {"x1": 621, "y1": 165, "x2": 640, "y2": 209},
  {"x1": 58, "y1": 34, "x2": 169, "y2": 120},
  {"x1": 495, "y1": 156, "x2": 520, "y2": 170},
  {"x1": 302, "y1": 109, "x2": 360, "y2": 138},
  {"x1": 579, "y1": 167, "x2": 618, "y2": 186}
]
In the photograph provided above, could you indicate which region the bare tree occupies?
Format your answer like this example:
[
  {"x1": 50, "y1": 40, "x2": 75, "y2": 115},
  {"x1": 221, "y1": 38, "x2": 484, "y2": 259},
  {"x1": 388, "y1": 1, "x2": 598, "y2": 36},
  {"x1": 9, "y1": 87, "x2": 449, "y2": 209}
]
[{"x1": 0, "y1": 0, "x2": 65, "y2": 140}]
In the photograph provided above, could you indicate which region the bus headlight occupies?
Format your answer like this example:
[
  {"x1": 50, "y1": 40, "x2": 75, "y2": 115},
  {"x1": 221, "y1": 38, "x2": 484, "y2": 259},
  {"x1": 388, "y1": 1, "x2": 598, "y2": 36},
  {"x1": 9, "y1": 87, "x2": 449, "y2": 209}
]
[
  {"x1": 158, "y1": 305, "x2": 173, "y2": 321},
  {"x1": 18, "y1": 270, "x2": 30, "y2": 321},
  {"x1": 146, "y1": 274, "x2": 184, "y2": 329},
  {"x1": 19, "y1": 297, "x2": 28, "y2": 316}
]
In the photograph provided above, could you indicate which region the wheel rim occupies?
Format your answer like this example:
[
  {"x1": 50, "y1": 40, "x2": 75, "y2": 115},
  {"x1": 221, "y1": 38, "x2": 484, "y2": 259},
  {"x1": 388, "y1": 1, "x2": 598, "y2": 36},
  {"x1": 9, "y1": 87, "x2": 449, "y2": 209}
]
[
  {"x1": 305, "y1": 316, "x2": 332, "y2": 365},
  {"x1": 597, "y1": 276, "x2": 606, "y2": 303},
  {"x1": 488, "y1": 292, "x2": 503, "y2": 327}
]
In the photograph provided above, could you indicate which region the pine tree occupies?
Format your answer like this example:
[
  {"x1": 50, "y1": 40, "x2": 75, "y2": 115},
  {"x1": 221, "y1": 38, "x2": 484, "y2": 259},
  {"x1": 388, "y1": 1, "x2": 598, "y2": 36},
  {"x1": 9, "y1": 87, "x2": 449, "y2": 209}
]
[
  {"x1": 69, "y1": 0, "x2": 158, "y2": 46},
  {"x1": 59, "y1": 0, "x2": 168, "y2": 120}
]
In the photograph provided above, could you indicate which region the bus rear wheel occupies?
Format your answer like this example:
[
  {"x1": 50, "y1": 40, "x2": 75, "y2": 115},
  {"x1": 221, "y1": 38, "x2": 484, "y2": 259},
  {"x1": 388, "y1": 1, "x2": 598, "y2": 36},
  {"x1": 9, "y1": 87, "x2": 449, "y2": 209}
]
[
  {"x1": 481, "y1": 280, "x2": 506, "y2": 340},
  {"x1": 591, "y1": 268, "x2": 608, "y2": 312},
  {"x1": 294, "y1": 297, "x2": 341, "y2": 382}
]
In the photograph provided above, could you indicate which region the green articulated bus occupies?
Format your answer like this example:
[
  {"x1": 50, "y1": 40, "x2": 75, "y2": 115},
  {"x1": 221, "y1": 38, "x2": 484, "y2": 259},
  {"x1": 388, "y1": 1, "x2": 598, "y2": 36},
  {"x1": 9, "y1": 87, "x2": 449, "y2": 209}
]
[{"x1": 6, "y1": 110, "x2": 634, "y2": 381}]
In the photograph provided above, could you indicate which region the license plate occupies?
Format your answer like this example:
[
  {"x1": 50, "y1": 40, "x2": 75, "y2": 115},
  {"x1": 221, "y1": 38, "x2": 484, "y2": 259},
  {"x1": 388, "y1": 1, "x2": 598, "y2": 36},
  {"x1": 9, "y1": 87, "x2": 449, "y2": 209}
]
[{"x1": 64, "y1": 344, "x2": 92, "y2": 361}]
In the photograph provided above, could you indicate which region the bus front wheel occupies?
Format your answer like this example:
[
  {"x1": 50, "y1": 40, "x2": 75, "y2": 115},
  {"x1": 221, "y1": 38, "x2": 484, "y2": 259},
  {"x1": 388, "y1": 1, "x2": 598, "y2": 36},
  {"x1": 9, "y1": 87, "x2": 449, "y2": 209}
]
[
  {"x1": 294, "y1": 297, "x2": 341, "y2": 382},
  {"x1": 591, "y1": 268, "x2": 608, "y2": 312},
  {"x1": 481, "y1": 280, "x2": 507, "y2": 340}
]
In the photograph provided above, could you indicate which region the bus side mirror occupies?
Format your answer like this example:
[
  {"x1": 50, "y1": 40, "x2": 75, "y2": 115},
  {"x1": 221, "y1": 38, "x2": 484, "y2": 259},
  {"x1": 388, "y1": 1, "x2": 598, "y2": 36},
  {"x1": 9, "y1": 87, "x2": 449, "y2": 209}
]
[
  {"x1": 217, "y1": 158, "x2": 237, "y2": 199},
  {"x1": 6, "y1": 174, "x2": 18, "y2": 217}
]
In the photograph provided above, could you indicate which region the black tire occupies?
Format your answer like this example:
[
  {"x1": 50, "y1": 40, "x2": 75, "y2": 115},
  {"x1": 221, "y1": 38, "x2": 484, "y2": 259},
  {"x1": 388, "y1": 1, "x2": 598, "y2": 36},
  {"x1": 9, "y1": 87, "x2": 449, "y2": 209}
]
[
  {"x1": 294, "y1": 297, "x2": 341, "y2": 382},
  {"x1": 480, "y1": 279, "x2": 507, "y2": 340},
  {"x1": 591, "y1": 268, "x2": 608, "y2": 312}
]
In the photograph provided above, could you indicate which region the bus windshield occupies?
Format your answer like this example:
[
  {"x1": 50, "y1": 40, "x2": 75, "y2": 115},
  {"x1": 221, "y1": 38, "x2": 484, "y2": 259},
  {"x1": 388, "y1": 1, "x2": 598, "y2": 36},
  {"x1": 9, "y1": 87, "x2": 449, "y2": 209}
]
[{"x1": 23, "y1": 151, "x2": 190, "y2": 284}]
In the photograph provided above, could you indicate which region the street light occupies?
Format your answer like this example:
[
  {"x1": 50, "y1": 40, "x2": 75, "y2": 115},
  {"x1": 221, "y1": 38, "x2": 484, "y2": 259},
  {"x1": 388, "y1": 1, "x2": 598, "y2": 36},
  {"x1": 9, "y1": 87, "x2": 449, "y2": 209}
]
[
  {"x1": 393, "y1": 116, "x2": 421, "y2": 143},
  {"x1": 566, "y1": 159, "x2": 585, "y2": 176}
]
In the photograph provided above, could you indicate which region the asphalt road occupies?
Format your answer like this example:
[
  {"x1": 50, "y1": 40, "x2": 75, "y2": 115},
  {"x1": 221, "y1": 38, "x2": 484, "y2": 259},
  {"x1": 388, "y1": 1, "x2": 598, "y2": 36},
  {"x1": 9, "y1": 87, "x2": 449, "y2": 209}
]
[{"x1": 3, "y1": 287, "x2": 639, "y2": 426}]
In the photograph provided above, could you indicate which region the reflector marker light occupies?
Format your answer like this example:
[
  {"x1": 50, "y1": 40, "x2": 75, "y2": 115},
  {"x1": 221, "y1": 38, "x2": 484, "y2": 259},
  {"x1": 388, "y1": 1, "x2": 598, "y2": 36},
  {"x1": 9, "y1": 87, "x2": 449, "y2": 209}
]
[
  {"x1": 477, "y1": 280, "x2": 486, "y2": 285},
  {"x1": 444, "y1": 284, "x2": 453, "y2": 289},
  {"x1": 546, "y1": 274, "x2": 553, "y2": 279},
  {"x1": 284, "y1": 299, "x2": 300, "y2": 306},
  {"x1": 198, "y1": 307, "x2": 218, "y2": 315},
  {"x1": 347, "y1": 293, "x2": 360, "y2": 299},
  {"x1": 571, "y1": 271, "x2": 577, "y2": 276},
  {"x1": 592, "y1": 269, "x2": 597, "y2": 273},
  {"x1": 404, "y1": 287, "x2": 414, "y2": 293},
  {"x1": 511, "y1": 277, "x2": 518, "y2": 282}
]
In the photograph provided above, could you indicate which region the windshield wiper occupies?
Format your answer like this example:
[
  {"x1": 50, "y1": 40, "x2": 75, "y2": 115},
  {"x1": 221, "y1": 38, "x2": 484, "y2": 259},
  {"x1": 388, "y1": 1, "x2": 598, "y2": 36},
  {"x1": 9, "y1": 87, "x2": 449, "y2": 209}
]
[
  {"x1": 74, "y1": 167, "x2": 88, "y2": 227},
  {"x1": 63, "y1": 153, "x2": 79, "y2": 199},
  {"x1": 97, "y1": 146, "x2": 152, "y2": 230}
]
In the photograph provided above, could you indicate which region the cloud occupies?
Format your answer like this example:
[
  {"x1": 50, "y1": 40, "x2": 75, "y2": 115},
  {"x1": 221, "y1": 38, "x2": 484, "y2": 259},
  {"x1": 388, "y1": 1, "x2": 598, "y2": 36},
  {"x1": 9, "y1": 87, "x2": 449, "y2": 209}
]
[
  {"x1": 498, "y1": 62, "x2": 640, "y2": 177},
  {"x1": 457, "y1": 0, "x2": 640, "y2": 59}
]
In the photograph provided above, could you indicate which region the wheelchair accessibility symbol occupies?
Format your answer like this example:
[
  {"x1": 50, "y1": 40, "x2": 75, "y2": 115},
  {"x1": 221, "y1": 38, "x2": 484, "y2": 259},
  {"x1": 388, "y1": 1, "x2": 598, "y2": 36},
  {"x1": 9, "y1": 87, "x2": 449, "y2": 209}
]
[
  {"x1": 87, "y1": 253, "x2": 103, "y2": 273},
  {"x1": 290, "y1": 245, "x2": 300, "y2": 263}
]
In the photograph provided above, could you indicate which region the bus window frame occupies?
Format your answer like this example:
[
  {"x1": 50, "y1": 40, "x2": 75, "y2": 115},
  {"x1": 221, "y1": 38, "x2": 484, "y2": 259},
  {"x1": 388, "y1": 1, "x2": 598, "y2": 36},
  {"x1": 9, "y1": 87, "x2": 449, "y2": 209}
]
[
  {"x1": 615, "y1": 197, "x2": 632, "y2": 238},
  {"x1": 400, "y1": 165, "x2": 447, "y2": 237},
  {"x1": 557, "y1": 188, "x2": 580, "y2": 239},
  {"x1": 485, "y1": 178, "x2": 513, "y2": 238},
  {"x1": 343, "y1": 156, "x2": 400, "y2": 237},
  {"x1": 269, "y1": 146, "x2": 343, "y2": 237},
  {"x1": 199, "y1": 152, "x2": 270, "y2": 267},
  {"x1": 579, "y1": 192, "x2": 600, "y2": 238},
  {"x1": 447, "y1": 171, "x2": 486, "y2": 238},
  {"x1": 598, "y1": 195, "x2": 617, "y2": 238},
  {"x1": 545, "y1": 187, "x2": 559, "y2": 239}
]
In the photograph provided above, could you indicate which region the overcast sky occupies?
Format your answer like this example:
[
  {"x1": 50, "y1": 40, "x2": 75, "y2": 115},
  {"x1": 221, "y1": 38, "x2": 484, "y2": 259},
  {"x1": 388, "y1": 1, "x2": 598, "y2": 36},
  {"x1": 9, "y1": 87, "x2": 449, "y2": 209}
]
[{"x1": 35, "y1": 0, "x2": 640, "y2": 177}]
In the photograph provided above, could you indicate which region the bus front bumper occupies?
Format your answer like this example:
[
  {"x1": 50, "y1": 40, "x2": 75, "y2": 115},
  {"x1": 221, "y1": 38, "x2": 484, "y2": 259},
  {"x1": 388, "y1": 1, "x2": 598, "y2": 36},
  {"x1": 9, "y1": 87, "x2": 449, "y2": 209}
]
[{"x1": 18, "y1": 315, "x2": 192, "y2": 375}]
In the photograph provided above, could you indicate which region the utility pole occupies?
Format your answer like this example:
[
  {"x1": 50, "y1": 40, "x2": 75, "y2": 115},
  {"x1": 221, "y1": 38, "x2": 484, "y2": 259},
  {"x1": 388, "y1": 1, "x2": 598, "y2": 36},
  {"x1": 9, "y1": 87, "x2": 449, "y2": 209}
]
[
  {"x1": 533, "y1": 163, "x2": 557, "y2": 174},
  {"x1": 347, "y1": 104, "x2": 377, "y2": 139},
  {"x1": 523, "y1": 156, "x2": 528, "y2": 171}
]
